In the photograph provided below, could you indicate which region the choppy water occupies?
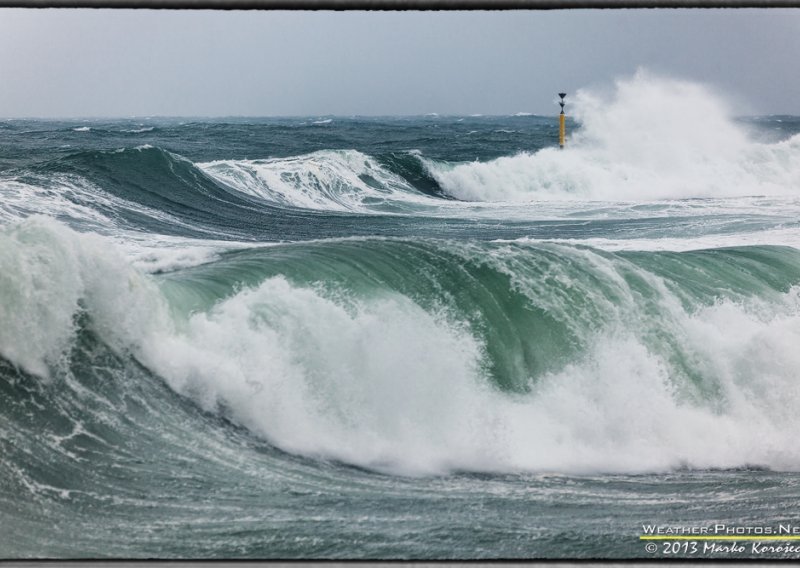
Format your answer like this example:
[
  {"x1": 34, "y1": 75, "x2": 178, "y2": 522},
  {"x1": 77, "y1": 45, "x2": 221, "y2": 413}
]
[{"x1": 4, "y1": 73, "x2": 800, "y2": 559}]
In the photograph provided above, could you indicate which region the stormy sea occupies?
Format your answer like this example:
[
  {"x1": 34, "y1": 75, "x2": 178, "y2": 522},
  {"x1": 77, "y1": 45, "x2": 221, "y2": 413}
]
[{"x1": 3, "y1": 74, "x2": 800, "y2": 559}]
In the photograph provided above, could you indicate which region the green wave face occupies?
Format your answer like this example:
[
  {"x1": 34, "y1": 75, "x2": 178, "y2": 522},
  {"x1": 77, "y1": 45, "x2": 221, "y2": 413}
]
[{"x1": 159, "y1": 237, "x2": 800, "y2": 400}]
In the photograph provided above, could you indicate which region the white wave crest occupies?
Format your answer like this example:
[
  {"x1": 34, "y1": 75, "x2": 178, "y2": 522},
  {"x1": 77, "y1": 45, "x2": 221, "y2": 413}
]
[
  {"x1": 199, "y1": 149, "x2": 435, "y2": 213},
  {"x1": 426, "y1": 71, "x2": 800, "y2": 202},
  {"x1": 0, "y1": 217, "x2": 166, "y2": 378}
]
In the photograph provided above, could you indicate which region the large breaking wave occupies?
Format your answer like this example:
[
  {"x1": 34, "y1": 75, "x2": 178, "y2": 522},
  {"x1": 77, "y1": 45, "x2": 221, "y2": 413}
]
[{"x1": 4, "y1": 216, "x2": 800, "y2": 476}]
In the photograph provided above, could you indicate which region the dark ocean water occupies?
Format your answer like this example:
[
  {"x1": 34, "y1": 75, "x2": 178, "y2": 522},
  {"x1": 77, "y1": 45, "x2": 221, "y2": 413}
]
[{"x1": 4, "y1": 80, "x2": 800, "y2": 558}]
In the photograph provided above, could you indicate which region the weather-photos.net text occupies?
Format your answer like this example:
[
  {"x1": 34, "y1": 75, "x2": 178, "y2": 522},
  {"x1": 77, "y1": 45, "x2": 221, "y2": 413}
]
[
  {"x1": 640, "y1": 524, "x2": 800, "y2": 555},
  {"x1": 643, "y1": 524, "x2": 800, "y2": 536}
]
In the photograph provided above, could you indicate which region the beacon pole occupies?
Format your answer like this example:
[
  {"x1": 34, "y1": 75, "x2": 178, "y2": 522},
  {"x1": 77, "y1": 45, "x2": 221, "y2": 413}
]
[{"x1": 558, "y1": 92, "x2": 566, "y2": 149}]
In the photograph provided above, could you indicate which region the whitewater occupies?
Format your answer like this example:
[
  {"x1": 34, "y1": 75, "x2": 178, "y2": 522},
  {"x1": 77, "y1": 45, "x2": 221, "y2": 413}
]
[{"x1": 3, "y1": 72, "x2": 800, "y2": 558}]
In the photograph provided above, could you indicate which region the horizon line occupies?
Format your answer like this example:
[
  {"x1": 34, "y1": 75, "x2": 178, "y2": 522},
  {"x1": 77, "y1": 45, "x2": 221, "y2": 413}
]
[{"x1": 3, "y1": 112, "x2": 797, "y2": 121}]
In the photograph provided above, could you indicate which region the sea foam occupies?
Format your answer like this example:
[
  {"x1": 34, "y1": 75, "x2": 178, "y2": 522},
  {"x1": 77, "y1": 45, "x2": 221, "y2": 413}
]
[{"x1": 425, "y1": 71, "x2": 800, "y2": 202}]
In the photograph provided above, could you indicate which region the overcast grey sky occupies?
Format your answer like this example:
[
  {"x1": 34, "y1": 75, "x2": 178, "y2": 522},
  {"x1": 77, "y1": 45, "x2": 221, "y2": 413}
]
[{"x1": 0, "y1": 9, "x2": 799, "y2": 117}]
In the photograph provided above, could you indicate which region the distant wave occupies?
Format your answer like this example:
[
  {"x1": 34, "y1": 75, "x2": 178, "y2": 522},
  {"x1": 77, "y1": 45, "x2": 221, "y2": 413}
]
[
  {"x1": 5, "y1": 138, "x2": 800, "y2": 253},
  {"x1": 425, "y1": 72, "x2": 800, "y2": 202},
  {"x1": 198, "y1": 149, "x2": 441, "y2": 213}
]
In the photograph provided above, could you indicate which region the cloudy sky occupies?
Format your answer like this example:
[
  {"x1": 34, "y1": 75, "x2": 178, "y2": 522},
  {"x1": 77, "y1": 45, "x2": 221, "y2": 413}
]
[{"x1": 1, "y1": 8, "x2": 798, "y2": 117}]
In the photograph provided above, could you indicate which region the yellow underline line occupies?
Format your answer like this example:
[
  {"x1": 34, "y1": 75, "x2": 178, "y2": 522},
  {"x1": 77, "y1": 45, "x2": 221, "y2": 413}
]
[{"x1": 641, "y1": 535, "x2": 800, "y2": 541}]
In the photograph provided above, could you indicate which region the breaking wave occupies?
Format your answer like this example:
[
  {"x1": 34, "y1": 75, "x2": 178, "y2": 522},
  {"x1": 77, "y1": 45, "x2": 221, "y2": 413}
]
[
  {"x1": 425, "y1": 72, "x2": 800, "y2": 202},
  {"x1": 4, "y1": 217, "x2": 800, "y2": 476},
  {"x1": 198, "y1": 149, "x2": 440, "y2": 213}
]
